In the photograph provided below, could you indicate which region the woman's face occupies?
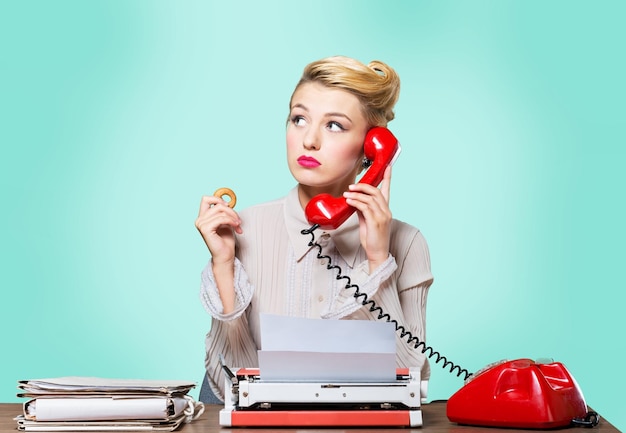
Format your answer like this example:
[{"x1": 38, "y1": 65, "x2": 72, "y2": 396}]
[{"x1": 287, "y1": 82, "x2": 369, "y2": 201}]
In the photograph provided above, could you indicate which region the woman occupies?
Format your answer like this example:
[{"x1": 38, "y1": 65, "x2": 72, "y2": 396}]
[{"x1": 195, "y1": 56, "x2": 433, "y2": 403}]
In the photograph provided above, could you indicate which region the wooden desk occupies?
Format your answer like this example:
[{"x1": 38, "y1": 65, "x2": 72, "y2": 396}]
[{"x1": 0, "y1": 402, "x2": 619, "y2": 432}]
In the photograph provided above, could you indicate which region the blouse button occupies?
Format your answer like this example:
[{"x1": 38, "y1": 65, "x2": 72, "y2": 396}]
[{"x1": 318, "y1": 295, "x2": 324, "y2": 303}]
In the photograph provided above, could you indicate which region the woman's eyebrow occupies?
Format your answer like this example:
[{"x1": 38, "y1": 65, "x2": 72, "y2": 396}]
[
  {"x1": 290, "y1": 103, "x2": 308, "y2": 111},
  {"x1": 290, "y1": 104, "x2": 353, "y2": 123},
  {"x1": 325, "y1": 112, "x2": 352, "y2": 122}
]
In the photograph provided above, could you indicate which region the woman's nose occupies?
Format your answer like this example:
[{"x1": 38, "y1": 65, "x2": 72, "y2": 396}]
[{"x1": 303, "y1": 127, "x2": 320, "y2": 150}]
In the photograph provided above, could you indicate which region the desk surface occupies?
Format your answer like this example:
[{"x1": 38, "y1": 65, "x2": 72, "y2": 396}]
[{"x1": 0, "y1": 402, "x2": 618, "y2": 432}]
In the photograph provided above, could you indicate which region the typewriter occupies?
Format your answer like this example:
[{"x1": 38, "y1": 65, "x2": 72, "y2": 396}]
[{"x1": 219, "y1": 364, "x2": 423, "y2": 427}]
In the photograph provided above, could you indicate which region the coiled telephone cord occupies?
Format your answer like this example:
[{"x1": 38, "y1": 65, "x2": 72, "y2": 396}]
[{"x1": 302, "y1": 224, "x2": 472, "y2": 381}]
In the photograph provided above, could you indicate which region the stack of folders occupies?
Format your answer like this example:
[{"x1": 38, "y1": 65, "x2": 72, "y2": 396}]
[{"x1": 15, "y1": 377, "x2": 205, "y2": 431}]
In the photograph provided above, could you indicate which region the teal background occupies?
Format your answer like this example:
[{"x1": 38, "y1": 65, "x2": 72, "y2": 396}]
[{"x1": 2, "y1": 1, "x2": 624, "y2": 430}]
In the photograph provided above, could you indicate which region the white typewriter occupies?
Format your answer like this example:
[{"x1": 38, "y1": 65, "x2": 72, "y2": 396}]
[
  {"x1": 219, "y1": 314, "x2": 424, "y2": 427},
  {"x1": 219, "y1": 364, "x2": 423, "y2": 427}
]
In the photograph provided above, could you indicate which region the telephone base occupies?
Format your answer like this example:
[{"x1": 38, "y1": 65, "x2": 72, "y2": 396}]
[{"x1": 447, "y1": 358, "x2": 588, "y2": 429}]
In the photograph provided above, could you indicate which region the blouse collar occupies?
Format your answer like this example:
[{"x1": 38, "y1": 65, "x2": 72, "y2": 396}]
[{"x1": 284, "y1": 186, "x2": 361, "y2": 268}]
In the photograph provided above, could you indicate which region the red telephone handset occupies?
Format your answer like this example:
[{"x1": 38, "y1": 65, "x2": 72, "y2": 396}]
[{"x1": 304, "y1": 127, "x2": 401, "y2": 230}]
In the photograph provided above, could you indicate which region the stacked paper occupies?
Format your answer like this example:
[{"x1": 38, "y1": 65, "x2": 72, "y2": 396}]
[{"x1": 15, "y1": 377, "x2": 204, "y2": 431}]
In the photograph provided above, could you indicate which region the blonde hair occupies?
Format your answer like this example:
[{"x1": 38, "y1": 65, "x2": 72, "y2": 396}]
[{"x1": 289, "y1": 56, "x2": 401, "y2": 127}]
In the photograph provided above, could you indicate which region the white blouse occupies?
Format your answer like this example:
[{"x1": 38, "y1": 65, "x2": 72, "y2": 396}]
[{"x1": 200, "y1": 186, "x2": 434, "y2": 401}]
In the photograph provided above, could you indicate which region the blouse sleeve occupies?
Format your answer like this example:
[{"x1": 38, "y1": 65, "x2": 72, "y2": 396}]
[
  {"x1": 395, "y1": 229, "x2": 434, "y2": 380},
  {"x1": 397, "y1": 281, "x2": 432, "y2": 380},
  {"x1": 199, "y1": 257, "x2": 253, "y2": 320},
  {"x1": 199, "y1": 257, "x2": 259, "y2": 401}
]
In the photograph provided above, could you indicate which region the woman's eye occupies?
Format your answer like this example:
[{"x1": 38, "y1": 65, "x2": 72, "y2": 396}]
[
  {"x1": 327, "y1": 121, "x2": 345, "y2": 132},
  {"x1": 291, "y1": 115, "x2": 306, "y2": 126}
]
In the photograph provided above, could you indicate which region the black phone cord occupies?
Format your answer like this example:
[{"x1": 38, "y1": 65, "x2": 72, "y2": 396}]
[
  {"x1": 302, "y1": 224, "x2": 472, "y2": 381},
  {"x1": 572, "y1": 411, "x2": 600, "y2": 428}
]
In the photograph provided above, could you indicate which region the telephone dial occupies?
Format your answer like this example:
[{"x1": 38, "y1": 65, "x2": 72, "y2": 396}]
[{"x1": 216, "y1": 126, "x2": 599, "y2": 429}]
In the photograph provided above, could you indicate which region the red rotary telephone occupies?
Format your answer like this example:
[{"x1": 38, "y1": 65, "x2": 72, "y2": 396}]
[
  {"x1": 305, "y1": 127, "x2": 401, "y2": 230},
  {"x1": 447, "y1": 358, "x2": 594, "y2": 429}
]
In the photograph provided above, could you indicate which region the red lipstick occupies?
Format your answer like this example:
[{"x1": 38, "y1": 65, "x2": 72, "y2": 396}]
[{"x1": 297, "y1": 155, "x2": 321, "y2": 168}]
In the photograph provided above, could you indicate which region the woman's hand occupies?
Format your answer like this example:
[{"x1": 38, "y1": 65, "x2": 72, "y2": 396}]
[
  {"x1": 195, "y1": 195, "x2": 243, "y2": 313},
  {"x1": 195, "y1": 195, "x2": 243, "y2": 262},
  {"x1": 343, "y1": 165, "x2": 393, "y2": 273}
]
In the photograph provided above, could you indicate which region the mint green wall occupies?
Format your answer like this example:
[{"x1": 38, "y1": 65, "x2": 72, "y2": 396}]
[{"x1": 2, "y1": 1, "x2": 624, "y2": 429}]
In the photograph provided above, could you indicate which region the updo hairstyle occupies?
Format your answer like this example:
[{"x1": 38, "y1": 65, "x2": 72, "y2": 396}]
[{"x1": 289, "y1": 56, "x2": 401, "y2": 127}]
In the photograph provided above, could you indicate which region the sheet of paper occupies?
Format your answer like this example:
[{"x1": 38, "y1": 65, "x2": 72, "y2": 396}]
[
  {"x1": 260, "y1": 313, "x2": 396, "y2": 352},
  {"x1": 258, "y1": 314, "x2": 396, "y2": 382}
]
